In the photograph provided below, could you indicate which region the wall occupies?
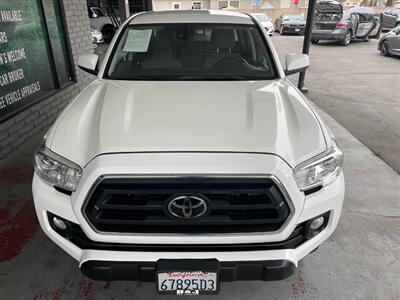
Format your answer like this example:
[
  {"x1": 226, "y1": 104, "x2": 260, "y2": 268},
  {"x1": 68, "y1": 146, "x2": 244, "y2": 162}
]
[
  {"x1": 153, "y1": 0, "x2": 211, "y2": 10},
  {"x1": 241, "y1": 7, "x2": 308, "y2": 22},
  {"x1": 0, "y1": 0, "x2": 94, "y2": 160},
  {"x1": 152, "y1": 0, "x2": 308, "y2": 21}
]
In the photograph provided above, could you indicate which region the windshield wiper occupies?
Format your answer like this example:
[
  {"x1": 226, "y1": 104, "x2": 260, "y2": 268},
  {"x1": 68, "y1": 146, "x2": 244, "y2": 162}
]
[{"x1": 176, "y1": 75, "x2": 249, "y2": 80}]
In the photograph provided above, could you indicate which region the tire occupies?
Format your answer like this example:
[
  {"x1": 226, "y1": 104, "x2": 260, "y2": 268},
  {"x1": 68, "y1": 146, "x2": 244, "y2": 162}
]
[
  {"x1": 311, "y1": 39, "x2": 319, "y2": 44},
  {"x1": 280, "y1": 26, "x2": 285, "y2": 35},
  {"x1": 102, "y1": 25, "x2": 116, "y2": 43},
  {"x1": 380, "y1": 41, "x2": 390, "y2": 56},
  {"x1": 339, "y1": 31, "x2": 351, "y2": 46}
]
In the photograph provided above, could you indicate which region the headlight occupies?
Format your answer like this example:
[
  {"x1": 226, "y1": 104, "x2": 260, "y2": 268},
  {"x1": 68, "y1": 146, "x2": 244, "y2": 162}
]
[
  {"x1": 293, "y1": 139, "x2": 343, "y2": 192},
  {"x1": 34, "y1": 145, "x2": 82, "y2": 192}
]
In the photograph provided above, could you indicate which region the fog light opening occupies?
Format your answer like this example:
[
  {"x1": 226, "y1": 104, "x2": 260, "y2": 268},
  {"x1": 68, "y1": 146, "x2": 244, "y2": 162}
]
[
  {"x1": 310, "y1": 216, "x2": 324, "y2": 230},
  {"x1": 53, "y1": 216, "x2": 67, "y2": 230},
  {"x1": 305, "y1": 212, "x2": 330, "y2": 240},
  {"x1": 47, "y1": 212, "x2": 73, "y2": 239}
]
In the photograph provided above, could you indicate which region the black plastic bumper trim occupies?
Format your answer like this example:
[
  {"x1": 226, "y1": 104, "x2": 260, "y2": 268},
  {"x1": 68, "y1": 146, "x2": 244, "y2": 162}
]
[{"x1": 80, "y1": 259, "x2": 295, "y2": 282}]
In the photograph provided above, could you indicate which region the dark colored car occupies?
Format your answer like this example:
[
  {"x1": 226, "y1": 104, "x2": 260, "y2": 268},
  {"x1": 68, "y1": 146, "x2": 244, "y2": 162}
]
[
  {"x1": 378, "y1": 25, "x2": 400, "y2": 56},
  {"x1": 311, "y1": 1, "x2": 382, "y2": 46},
  {"x1": 382, "y1": 7, "x2": 400, "y2": 31},
  {"x1": 274, "y1": 14, "x2": 306, "y2": 35}
]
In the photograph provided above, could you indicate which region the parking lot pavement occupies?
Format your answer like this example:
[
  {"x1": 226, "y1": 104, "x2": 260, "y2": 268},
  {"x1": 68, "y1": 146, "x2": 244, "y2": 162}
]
[
  {"x1": 0, "y1": 102, "x2": 399, "y2": 298},
  {"x1": 271, "y1": 34, "x2": 400, "y2": 174}
]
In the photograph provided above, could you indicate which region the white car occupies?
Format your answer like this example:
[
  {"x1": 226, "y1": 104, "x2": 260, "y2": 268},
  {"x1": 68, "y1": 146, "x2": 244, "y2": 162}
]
[
  {"x1": 91, "y1": 27, "x2": 104, "y2": 44},
  {"x1": 251, "y1": 13, "x2": 275, "y2": 35},
  {"x1": 32, "y1": 10, "x2": 345, "y2": 295}
]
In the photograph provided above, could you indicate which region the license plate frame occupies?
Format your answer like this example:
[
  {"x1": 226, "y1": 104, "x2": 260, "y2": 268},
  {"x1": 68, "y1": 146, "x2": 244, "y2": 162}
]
[
  {"x1": 295, "y1": 28, "x2": 301, "y2": 32},
  {"x1": 156, "y1": 259, "x2": 220, "y2": 295}
]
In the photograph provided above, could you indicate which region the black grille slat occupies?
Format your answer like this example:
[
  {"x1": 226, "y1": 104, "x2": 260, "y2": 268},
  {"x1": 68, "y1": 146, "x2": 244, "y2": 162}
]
[
  {"x1": 84, "y1": 177, "x2": 291, "y2": 233},
  {"x1": 66, "y1": 221, "x2": 306, "y2": 252}
]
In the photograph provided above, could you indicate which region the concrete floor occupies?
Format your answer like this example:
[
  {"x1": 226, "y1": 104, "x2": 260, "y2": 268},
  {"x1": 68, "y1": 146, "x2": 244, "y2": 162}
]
[
  {"x1": 272, "y1": 35, "x2": 400, "y2": 174},
  {"x1": 0, "y1": 37, "x2": 399, "y2": 299}
]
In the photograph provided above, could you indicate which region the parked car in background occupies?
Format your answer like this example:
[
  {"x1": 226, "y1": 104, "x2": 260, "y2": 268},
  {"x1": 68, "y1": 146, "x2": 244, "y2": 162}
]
[
  {"x1": 91, "y1": 27, "x2": 104, "y2": 44},
  {"x1": 88, "y1": 6, "x2": 116, "y2": 43},
  {"x1": 311, "y1": 1, "x2": 381, "y2": 46},
  {"x1": 275, "y1": 14, "x2": 306, "y2": 35},
  {"x1": 382, "y1": 7, "x2": 400, "y2": 31},
  {"x1": 378, "y1": 25, "x2": 400, "y2": 56},
  {"x1": 251, "y1": 13, "x2": 275, "y2": 35}
]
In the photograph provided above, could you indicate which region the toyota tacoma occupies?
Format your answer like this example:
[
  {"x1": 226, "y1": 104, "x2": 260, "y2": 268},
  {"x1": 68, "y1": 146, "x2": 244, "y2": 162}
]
[{"x1": 32, "y1": 10, "x2": 345, "y2": 295}]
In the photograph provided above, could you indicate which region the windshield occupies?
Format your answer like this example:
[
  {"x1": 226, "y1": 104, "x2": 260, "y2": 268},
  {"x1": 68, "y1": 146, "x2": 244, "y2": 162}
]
[
  {"x1": 105, "y1": 23, "x2": 277, "y2": 81},
  {"x1": 283, "y1": 15, "x2": 304, "y2": 22},
  {"x1": 253, "y1": 14, "x2": 269, "y2": 22}
]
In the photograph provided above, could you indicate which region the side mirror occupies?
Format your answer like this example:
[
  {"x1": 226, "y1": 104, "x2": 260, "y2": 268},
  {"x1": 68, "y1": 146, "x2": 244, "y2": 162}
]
[
  {"x1": 77, "y1": 54, "x2": 99, "y2": 75},
  {"x1": 284, "y1": 53, "x2": 310, "y2": 76},
  {"x1": 92, "y1": 13, "x2": 98, "y2": 18}
]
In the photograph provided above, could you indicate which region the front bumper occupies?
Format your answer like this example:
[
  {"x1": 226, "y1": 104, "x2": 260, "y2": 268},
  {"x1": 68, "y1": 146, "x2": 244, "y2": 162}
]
[
  {"x1": 282, "y1": 26, "x2": 305, "y2": 34},
  {"x1": 32, "y1": 152, "x2": 345, "y2": 281},
  {"x1": 265, "y1": 27, "x2": 274, "y2": 35},
  {"x1": 81, "y1": 259, "x2": 295, "y2": 281}
]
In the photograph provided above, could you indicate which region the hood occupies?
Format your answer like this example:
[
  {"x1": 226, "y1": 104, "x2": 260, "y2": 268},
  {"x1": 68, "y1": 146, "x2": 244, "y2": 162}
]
[
  {"x1": 48, "y1": 79, "x2": 327, "y2": 168},
  {"x1": 316, "y1": 0, "x2": 343, "y2": 14}
]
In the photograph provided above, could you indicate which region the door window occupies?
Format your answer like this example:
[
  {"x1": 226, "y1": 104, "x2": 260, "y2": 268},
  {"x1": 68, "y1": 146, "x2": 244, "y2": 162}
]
[{"x1": 172, "y1": 2, "x2": 181, "y2": 9}]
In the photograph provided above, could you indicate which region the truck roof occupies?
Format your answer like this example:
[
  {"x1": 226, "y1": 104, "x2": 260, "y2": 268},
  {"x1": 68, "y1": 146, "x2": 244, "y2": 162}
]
[{"x1": 129, "y1": 10, "x2": 254, "y2": 25}]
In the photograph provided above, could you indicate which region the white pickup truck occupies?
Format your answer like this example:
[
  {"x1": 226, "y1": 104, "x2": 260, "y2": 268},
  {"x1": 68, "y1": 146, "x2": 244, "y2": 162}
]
[{"x1": 32, "y1": 10, "x2": 345, "y2": 296}]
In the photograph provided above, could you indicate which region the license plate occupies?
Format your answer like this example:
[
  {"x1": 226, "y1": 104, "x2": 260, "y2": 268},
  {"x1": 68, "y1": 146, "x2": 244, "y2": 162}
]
[
  {"x1": 158, "y1": 271, "x2": 218, "y2": 295},
  {"x1": 295, "y1": 28, "x2": 300, "y2": 32},
  {"x1": 157, "y1": 259, "x2": 219, "y2": 295}
]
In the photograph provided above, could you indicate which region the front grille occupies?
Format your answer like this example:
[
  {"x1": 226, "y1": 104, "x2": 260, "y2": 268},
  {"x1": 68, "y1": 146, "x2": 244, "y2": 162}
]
[
  {"x1": 83, "y1": 177, "x2": 291, "y2": 234},
  {"x1": 69, "y1": 221, "x2": 305, "y2": 252}
]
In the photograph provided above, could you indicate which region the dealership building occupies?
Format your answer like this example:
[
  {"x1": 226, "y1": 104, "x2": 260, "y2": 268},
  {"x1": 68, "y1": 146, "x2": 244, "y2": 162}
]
[{"x1": 0, "y1": 0, "x2": 153, "y2": 160}]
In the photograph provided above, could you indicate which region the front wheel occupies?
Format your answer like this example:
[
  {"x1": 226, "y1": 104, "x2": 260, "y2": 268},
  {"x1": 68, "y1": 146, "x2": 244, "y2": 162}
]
[
  {"x1": 339, "y1": 32, "x2": 351, "y2": 46},
  {"x1": 311, "y1": 39, "x2": 319, "y2": 44},
  {"x1": 280, "y1": 26, "x2": 285, "y2": 35},
  {"x1": 380, "y1": 41, "x2": 390, "y2": 56}
]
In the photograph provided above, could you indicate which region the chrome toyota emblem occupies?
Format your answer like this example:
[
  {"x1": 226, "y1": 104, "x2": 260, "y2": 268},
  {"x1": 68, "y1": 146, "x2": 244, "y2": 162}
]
[{"x1": 166, "y1": 195, "x2": 208, "y2": 220}]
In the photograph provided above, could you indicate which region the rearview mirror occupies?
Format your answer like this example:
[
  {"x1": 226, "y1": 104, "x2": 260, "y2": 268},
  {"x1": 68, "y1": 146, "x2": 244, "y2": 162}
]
[
  {"x1": 284, "y1": 53, "x2": 310, "y2": 76},
  {"x1": 77, "y1": 54, "x2": 99, "y2": 75}
]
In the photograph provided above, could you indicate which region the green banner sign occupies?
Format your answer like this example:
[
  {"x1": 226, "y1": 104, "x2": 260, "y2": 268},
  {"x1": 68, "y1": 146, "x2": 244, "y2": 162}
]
[{"x1": 0, "y1": 0, "x2": 73, "y2": 122}]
